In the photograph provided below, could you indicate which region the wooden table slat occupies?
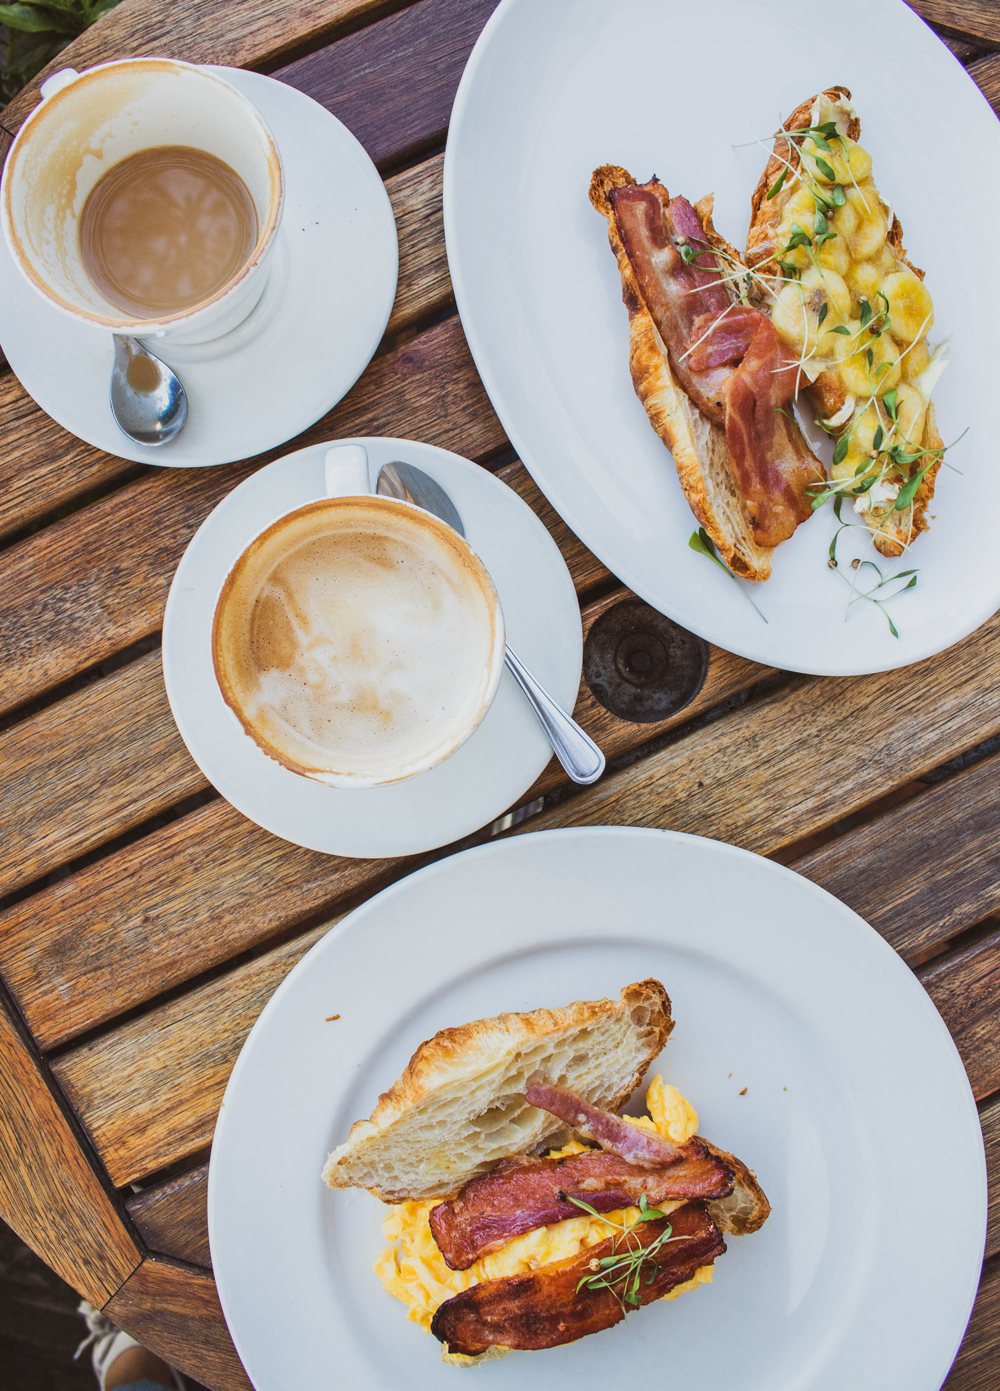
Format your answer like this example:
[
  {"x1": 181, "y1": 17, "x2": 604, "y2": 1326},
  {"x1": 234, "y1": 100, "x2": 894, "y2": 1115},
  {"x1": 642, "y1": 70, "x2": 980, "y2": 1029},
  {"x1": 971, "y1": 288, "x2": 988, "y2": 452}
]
[
  {"x1": 52, "y1": 924, "x2": 334, "y2": 1187},
  {"x1": 790, "y1": 751, "x2": 1000, "y2": 966},
  {"x1": 0, "y1": 314, "x2": 505, "y2": 720},
  {"x1": 984, "y1": 1095, "x2": 1000, "y2": 1262},
  {"x1": 126, "y1": 1163, "x2": 213, "y2": 1271},
  {"x1": 384, "y1": 152, "x2": 451, "y2": 335},
  {"x1": 918, "y1": 925, "x2": 1000, "y2": 1100},
  {"x1": 0, "y1": 0, "x2": 397, "y2": 137},
  {"x1": 495, "y1": 460, "x2": 612, "y2": 597},
  {"x1": 103, "y1": 1255, "x2": 251, "y2": 1391},
  {"x1": 275, "y1": 0, "x2": 497, "y2": 169},
  {"x1": 908, "y1": 0, "x2": 1000, "y2": 45},
  {"x1": 967, "y1": 52, "x2": 1000, "y2": 113},
  {"x1": 0, "y1": 650, "x2": 205, "y2": 899},
  {"x1": 0, "y1": 795, "x2": 406, "y2": 1051},
  {"x1": 0, "y1": 992, "x2": 140, "y2": 1306}
]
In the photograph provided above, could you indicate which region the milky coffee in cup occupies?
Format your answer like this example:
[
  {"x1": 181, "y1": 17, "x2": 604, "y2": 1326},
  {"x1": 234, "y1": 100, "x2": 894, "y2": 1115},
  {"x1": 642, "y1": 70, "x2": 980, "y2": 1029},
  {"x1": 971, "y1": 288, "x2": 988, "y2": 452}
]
[{"x1": 212, "y1": 496, "x2": 505, "y2": 788}]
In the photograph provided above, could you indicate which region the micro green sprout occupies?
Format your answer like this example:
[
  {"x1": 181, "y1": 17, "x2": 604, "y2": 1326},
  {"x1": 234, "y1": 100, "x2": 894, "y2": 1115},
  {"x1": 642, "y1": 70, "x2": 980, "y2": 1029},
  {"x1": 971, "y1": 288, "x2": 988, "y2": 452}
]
[
  {"x1": 689, "y1": 528, "x2": 768, "y2": 622},
  {"x1": 569, "y1": 1195, "x2": 684, "y2": 1311}
]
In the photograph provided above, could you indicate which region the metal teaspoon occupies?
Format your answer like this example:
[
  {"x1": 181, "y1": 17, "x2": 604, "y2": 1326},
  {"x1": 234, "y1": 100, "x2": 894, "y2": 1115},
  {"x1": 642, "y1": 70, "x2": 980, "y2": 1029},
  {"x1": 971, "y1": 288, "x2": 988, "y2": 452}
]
[
  {"x1": 376, "y1": 460, "x2": 606, "y2": 786},
  {"x1": 110, "y1": 335, "x2": 188, "y2": 446}
]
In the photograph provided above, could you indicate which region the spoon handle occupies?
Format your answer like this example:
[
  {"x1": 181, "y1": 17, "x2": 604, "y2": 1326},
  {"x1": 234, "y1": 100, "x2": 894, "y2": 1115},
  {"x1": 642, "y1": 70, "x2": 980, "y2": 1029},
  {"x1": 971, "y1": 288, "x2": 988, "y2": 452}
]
[{"x1": 504, "y1": 645, "x2": 605, "y2": 785}]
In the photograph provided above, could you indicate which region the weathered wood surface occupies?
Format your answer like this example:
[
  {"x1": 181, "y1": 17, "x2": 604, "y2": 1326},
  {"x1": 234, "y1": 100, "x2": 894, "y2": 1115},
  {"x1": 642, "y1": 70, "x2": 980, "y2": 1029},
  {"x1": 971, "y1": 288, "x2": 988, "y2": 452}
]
[
  {"x1": 0, "y1": 992, "x2": 140, "y2": 1306},
  {"x1": 0, "y1": 370, "x2": 147, "y2": 546},
  {"x1": 908, "y1": 0, "x2": 1000, "y2": 44},
  {"x1": 919, "y1": 926, "x2": 1000, "y2": 1101},
  {"x1": 517, "y1": 612, "x2": 1000, "y2": 856},
  {"x1": 985, "y1": 1096, "x2": 1000, "y2": 1261},
  {"x1": 943, "y1": 1256, "x2": 1000, "y2": 1390},
  {"x1": 968, "y1": 51, "x2": 1000, "y2": 112},
  {"x1": 0, "y1": 0, "x2": 396, "y2": 135},
  {"x1": 0, "y1": 316, "x2": 505, "y2": 719},
  {"x1": 385, "y1": 153, "x2": 451, "y2": 335},
  {"x1": 277, "y1": 0, "x2": 497, "y2": 169},
  {"x1": 127, "y1": 1164, "x2": 212, "y2": 1271},
  {"x1": 495, "y1": 460, "x2": 611, "y2": 598},
  {"x1": 0, "y1": 650, "x2": 204, "y2": 899},
  {"x1": 791, "y1": 752, "x2": 1000, "y2": 965},
  {"x1": 53, "y1": 923, "x2": 332, "y2": 1187},
  {"x1": 103, "y1": 1256, "x2": 252, "y2": 1391},
  {"x1": 0, "y1": 794, "x2": 407, "y2": 1051}
]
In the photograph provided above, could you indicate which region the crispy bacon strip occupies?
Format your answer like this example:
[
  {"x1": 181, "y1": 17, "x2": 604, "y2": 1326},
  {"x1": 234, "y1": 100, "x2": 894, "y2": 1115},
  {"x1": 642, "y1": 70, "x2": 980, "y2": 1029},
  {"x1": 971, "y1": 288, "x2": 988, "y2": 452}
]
[
  {"x1": 524, "y1": 1081, "x2": 682, "y2": 1167},
  {"x1": 610, "y1": 184, "x2": 732, "y2": 425},
  {"x1": 607, "y1": 175, "x2": 823, "y2": 547},
  {"x1": 725, "y1": 317, "x2": 820, "y2": 547},
  {"x1": 431, "y1": 1200, "x2": 725, "y2": 1356},
  {"x1": 687, "y1": 305, "x2": 765, "y2": 371},
  {"x1": 429, "y1": 1143, "x2": 733, "y2": 1270}
]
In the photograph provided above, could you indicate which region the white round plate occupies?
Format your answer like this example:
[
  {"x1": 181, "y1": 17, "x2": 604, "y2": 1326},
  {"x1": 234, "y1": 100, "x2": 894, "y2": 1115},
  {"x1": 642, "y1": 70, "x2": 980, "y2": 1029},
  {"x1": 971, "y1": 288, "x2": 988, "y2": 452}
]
[
  {"x1": 209, "y1": 826, "x2": 986, "y2": 1391},
  {"x1": 162, "y1": 438, "x2": 581, "y2": 857},
  {"x1": 0, "y1": 68, "x2": 398, "y2": 466},
  {"x1": 444, "y1": 0, "x2": 997, "y2": 675}
]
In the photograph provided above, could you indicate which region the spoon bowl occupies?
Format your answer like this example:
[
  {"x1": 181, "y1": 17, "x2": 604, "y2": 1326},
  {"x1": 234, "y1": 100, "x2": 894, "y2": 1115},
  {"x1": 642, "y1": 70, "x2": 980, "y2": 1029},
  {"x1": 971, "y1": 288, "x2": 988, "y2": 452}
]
[{"x1": 110, "y1": 335, "x2": 188, "y2": 446}]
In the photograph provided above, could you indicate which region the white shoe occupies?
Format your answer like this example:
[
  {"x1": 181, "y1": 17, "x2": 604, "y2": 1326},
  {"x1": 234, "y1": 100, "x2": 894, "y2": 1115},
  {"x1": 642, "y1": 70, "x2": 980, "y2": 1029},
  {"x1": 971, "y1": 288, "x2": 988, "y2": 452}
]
[{"x1": 75, "y1": 1300, "x2": 186, "y2": 1390}]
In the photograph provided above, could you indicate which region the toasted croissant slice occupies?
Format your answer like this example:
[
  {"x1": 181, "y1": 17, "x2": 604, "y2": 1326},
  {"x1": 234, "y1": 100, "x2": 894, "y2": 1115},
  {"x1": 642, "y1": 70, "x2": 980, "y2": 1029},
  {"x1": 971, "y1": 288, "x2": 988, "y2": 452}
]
[{"x1": 746, "y1": 85, "x2": 946, "y2": 557}]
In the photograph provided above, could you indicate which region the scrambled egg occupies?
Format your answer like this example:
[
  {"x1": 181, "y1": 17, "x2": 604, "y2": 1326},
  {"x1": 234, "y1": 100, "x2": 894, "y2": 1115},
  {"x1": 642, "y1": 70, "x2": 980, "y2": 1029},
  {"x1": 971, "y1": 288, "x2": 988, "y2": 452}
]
[
  {"x1": 766, "y1": 92, "x2": 943, "y2": 514},
  {"x1": 374, "y1": 1075, "x2": 714, "y2": 1337}
]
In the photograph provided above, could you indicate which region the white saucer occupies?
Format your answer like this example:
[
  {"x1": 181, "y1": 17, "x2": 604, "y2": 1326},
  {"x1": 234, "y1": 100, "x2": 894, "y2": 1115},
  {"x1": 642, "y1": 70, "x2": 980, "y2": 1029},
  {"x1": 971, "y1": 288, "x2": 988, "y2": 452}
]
[
  {"x1": 0, "y1": 69, "x2": 398, "y2": 467},
  {"x1": 162, "y1": 438, "x2": 582, "y2": 857}
]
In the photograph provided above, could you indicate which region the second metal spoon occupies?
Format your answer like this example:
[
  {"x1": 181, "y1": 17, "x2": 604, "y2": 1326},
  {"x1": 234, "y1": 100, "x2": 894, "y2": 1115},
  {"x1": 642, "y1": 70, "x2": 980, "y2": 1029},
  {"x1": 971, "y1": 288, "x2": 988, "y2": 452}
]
[
  {"x1": 110, "y1": 336, "x2": 188, "y2": 446},
  {"x1": 377, "y1": 460, "x2": 606, "y2": 785}
]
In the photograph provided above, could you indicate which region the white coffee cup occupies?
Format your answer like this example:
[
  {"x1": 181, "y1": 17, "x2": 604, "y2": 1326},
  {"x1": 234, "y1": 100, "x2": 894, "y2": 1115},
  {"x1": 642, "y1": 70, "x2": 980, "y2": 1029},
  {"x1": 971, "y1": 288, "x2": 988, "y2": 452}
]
[
  {"x1": 0, "y1": 57, "x2": 284, "y2": 345},
  {"x1": 212, "y1": 445, "x2": 506, "y2": 789}
]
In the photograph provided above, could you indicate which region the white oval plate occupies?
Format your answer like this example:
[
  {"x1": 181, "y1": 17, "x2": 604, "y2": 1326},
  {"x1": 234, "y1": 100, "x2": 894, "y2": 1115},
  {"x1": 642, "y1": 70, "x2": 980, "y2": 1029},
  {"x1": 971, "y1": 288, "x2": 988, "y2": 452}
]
[
  {"x1": 0, "y1": 68, "x2": 398, "y2": 466},
  {"x1": 161, "y1": 438, "x2": 581, "y2": 857},
  {"x1": 209, "y1": 826, "x2": 985, "y2": 1391},
  {"x1": 444, "y1": 0, "x2": 997, "y2": 674}
]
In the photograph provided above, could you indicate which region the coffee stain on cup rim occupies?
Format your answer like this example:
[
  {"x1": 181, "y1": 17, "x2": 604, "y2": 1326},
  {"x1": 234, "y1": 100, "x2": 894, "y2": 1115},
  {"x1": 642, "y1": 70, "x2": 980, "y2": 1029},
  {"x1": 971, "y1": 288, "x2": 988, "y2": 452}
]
[
  {"x1": 211, "y1": 495, "x2": 507, "y2": 789},
  {"x1": 0, "y1": 57, "x2": 284, "y2": 330}
]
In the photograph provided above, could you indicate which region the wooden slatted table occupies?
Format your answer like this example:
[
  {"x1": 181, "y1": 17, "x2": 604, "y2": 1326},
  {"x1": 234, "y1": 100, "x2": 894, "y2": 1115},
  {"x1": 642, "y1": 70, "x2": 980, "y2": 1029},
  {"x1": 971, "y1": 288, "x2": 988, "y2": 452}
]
[{"x1": 0, "y1": 2, "x2": 997, "y2": 1387}]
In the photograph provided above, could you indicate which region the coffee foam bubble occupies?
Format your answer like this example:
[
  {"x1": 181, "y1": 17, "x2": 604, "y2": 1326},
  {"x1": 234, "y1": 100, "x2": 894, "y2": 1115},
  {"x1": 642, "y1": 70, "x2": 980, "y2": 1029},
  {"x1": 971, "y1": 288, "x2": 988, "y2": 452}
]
[{"x1": 213, "y1": 498, "x2": 502, "y2": 783}]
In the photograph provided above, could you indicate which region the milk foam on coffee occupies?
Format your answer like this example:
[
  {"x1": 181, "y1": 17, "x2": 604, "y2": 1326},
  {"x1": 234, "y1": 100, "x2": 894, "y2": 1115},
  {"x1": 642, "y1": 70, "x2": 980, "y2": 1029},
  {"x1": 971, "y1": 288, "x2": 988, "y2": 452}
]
[{"x1": 213, "y1": 498, "x2": 503, "y2": 785}]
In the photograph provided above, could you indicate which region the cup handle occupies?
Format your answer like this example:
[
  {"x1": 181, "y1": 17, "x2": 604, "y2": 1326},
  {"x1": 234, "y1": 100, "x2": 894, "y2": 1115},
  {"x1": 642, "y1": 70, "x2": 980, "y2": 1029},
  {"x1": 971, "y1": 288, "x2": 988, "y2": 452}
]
[
  {"x1": 39, "y1": 68, "x2": 79, "y2": 101},
  {"x1": 324, "y1": 444, "x2": 371, "y2": 498}
]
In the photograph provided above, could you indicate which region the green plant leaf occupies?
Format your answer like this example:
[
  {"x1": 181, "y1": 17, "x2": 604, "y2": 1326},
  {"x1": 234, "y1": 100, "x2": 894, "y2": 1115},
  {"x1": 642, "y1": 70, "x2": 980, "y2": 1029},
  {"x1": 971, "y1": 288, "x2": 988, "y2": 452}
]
[
  {"x1": 765, "y1": 168, "x2": 787, "y2": 200},
  {"x1": 894, "y1": 458, "x2": 936, "y2": 510},
  {"x1": 832, "y1": 435, "x2": 850, "y2": 466},
  {"x1": 0, "y1": 4, "x2": 67, "y2": 32},
  {"x1": 814, "y1": 155, "x2": 836, "y2": 179}
]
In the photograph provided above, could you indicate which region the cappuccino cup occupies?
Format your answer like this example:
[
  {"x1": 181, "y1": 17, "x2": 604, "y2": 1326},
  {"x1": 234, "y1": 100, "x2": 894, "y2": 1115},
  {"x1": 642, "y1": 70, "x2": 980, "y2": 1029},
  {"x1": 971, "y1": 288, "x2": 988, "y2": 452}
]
[
  {"x1": 212, "y1": 445, "x2": 505, "y2": 788},
  {"x1": 0, "y1": 58, "x2": 283, "y2": 345}
]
